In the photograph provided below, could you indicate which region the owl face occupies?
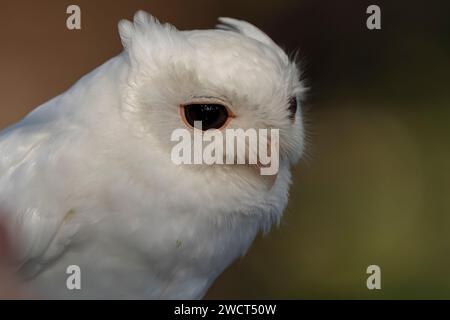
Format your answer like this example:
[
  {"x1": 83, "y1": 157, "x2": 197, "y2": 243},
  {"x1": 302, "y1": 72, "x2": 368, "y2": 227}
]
[{"x1": 118, "y1": 11, "x2": 305, "y2": 179}]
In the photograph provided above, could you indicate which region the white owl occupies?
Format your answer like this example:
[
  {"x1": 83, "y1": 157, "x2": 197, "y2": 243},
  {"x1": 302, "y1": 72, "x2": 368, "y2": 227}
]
[{"x1": 0, "y1": 11, "x2": 305, "y2": 299}]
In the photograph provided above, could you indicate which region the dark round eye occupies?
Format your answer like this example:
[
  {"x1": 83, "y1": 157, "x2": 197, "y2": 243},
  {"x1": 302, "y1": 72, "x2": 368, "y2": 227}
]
[
  {"x1": 183, "y1": 103, "x2": 230, "y2": 130},
  {"x1": 288, "y1": 97, "x2": 298, "y2": 120}
]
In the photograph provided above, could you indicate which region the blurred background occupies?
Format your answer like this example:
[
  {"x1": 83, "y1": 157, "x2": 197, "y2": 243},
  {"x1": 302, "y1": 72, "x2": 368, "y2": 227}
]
[{"x1": 0, "y1": 0, "x2": 449, "y2": 299}]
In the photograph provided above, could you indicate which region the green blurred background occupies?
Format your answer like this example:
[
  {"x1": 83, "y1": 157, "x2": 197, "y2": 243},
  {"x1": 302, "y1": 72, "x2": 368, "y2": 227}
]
[{"x1": 0, "y1": 0, "x2": 449, "y2": 299}]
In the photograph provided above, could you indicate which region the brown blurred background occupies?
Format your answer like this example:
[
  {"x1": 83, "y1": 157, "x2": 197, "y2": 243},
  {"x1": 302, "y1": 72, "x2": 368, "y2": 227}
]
[{"x1": 1, "y1": 0, "x2": 449, "y2": 299}]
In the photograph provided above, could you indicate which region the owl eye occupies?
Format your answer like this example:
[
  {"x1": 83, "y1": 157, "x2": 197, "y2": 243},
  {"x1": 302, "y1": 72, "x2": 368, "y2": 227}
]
[
  {"x1": 288, "y1": 97, "x2": 298, "y2": 120},
  {"x1": 182, "y1": 103, "x2": 230, "y2": 131}
]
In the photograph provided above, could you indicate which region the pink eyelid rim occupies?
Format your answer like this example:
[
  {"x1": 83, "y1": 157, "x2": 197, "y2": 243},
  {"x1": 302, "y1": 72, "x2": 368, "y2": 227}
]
[{"x1": 179, "y1": 99, "x2": 236, "y2": 131}]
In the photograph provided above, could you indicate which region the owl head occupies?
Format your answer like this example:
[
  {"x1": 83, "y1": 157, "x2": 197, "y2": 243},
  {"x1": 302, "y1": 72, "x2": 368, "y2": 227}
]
[{"x1": 116, "y1": 11, "x2": 305, "y2": 188}]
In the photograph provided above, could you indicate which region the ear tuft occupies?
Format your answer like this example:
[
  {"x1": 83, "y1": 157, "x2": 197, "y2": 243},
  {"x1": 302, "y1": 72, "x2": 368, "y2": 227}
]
[
  {"x1": 217, "y1": 17, "x2": 272, "y2": 45},
  {"x1": 216, "y1": 17, "x2": 288, "y2": 63},
  {"x1": 118, "y1": 11, "x2": 163, "y2": 50},
  {"x1": 133, "y1": 10, "x2": 161, "y2": 30},
  {"x1": 118, "y1": 19, "x2": 134, "y2": 49}
]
